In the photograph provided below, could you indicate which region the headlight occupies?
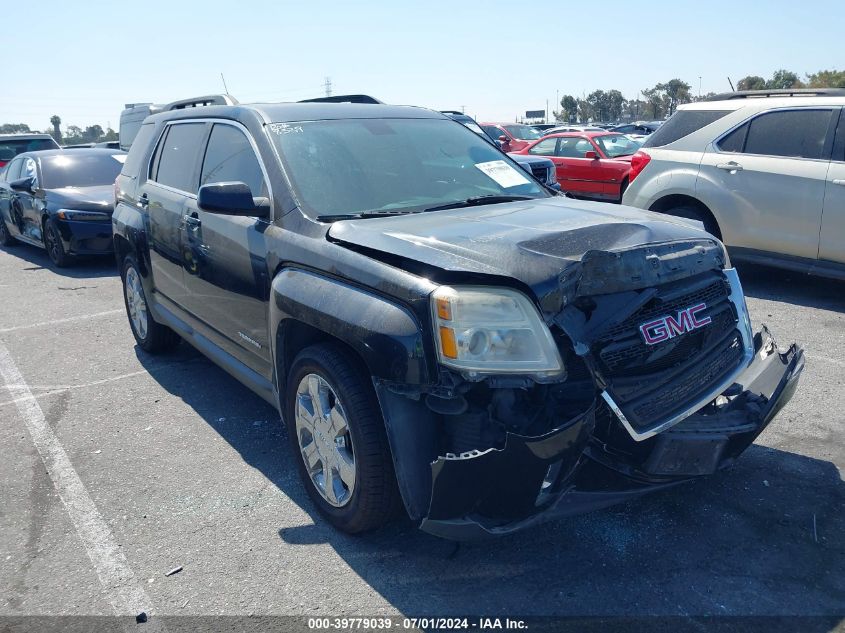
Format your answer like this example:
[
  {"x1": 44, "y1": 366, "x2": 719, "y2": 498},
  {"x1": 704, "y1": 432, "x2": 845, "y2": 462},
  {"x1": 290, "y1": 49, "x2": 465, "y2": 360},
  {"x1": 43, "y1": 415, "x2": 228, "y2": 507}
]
[
  {"x1": 431, "y1": 286, "x2": 564, "y2": 381},
  {"x1": 57, "y1": 209, "x2": 111, "y2": 221}
]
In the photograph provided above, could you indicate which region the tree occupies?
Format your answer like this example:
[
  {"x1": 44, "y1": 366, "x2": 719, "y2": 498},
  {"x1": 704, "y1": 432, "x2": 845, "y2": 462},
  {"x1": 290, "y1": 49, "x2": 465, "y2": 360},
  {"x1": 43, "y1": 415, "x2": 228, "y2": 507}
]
[
  {"x1": 83, "y1": 125, "x2": 104, "y2": 143},
  {"x1": 102, "y1": 128, "x2": 118, "y2": 142},
  {"x1": 50, "y1": 115, "x2": 62, "y2": 143},
  {"x1": 641, "y1": 87, "x2": 665, "y2": 119},
  {"x1": 737, "y1": 75, "x2": 766, "y2": 91},
  {"x1": 0, "y1": 123, "x2": 31, "y2": 133},
  {"x1": 605, "y1": 89, "x2": 626, "y2": 121},
  {"x1": 805, "y1": 69, "x2": 845, "y2": 88},
  {"x1": 658, "y1": 79, "x2": 692, "y2": 115},
  {"x1": 577, "y1": 98, "x2": 593, "y2": 123},
  {"x1": 64, "y1": 125, "x2": 84, "y2": 144},
  {"x1": 768, "y1": 69, "x2": 803, "y2": 89},
  {"x1": 555, "y1": 95, "x2": 578, "y2": 122},
  {"x1": 585, "y1": 90, "x2": 608, "y2": 121}
]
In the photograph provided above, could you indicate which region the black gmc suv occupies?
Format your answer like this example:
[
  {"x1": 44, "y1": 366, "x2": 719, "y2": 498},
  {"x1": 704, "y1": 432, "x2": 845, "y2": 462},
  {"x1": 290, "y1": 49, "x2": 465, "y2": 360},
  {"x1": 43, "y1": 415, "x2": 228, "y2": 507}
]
[{"x1": 113, "y1": 99, "x2": 804, "y2": 538}]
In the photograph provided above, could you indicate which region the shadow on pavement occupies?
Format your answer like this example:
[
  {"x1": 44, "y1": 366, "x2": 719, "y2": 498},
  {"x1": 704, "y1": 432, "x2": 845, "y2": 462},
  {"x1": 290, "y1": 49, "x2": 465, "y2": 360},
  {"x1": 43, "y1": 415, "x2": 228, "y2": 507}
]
[
  {"x1": 737, "y1": 262, "x2": 845, "y2": 313},
  {"x1": 0, "y1": 241, "x2": 117, "y2": 279},
  {"x1": 134, "y1": 342, "x2": 845, "y2": 619}
]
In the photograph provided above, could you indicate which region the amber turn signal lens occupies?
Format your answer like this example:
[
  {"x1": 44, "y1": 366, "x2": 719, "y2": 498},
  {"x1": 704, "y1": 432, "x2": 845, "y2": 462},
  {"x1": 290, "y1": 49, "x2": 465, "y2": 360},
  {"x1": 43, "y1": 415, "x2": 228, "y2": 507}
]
[
  {"x1": 439, "y1": 326, "x2": 458, "y2": 358},
  {"x1": 436, "y1": 297, "x2": 452, "y2": 320}
]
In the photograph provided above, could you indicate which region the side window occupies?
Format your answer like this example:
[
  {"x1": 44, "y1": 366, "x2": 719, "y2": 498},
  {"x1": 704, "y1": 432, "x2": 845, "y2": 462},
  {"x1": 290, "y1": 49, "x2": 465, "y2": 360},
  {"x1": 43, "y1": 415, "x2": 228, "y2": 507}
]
[
  {"x1": 574, "y1": 139, "x2": 594, "y2": 156},
  {"x1": 833, "y1": 111, "x2": 845, "y2": 162},
  {"x1": 23, "y1": 158, "x2": 38, "y2": 187},
  {"x1": 200, "y1": 124, "x2": 267, "y2": 197},
  {"x1": 743, "y1": 110, "x2": 834, "y2": 160},
  {"x1": 121, "y1": 123, "x2": 157, "y2": 179},
  {"x1": 717, "y1": 123, "x2": 749, "y2": 153},
  {"x1": 5, "y1": 158, "x2": 23, "y2": 181},
  {"x1": 152, "y1": 123, "x2": 207, "y2": 193},
  {"x1": 482, "y1": 125, "x2": 503, "y2": 140},
  {"x1": 528, "y1": 138, "x2": 557, "y2": 156},
  {"x1": 557, "y1": 138, "x2": 583, "y2": 158}
]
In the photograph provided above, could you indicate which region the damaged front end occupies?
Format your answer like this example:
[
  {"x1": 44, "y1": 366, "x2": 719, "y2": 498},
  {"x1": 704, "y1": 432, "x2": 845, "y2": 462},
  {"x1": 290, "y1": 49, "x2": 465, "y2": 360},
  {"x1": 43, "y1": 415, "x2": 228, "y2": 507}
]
[{"x1": 375, "y1": 241, "x2": 804, "y2": 539}]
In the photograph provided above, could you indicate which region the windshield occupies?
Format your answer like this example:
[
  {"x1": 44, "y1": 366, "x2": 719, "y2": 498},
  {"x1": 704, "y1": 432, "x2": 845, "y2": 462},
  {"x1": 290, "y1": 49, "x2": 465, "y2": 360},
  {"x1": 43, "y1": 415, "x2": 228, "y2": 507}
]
[
  {"x1": 40, "y1": 153, "x2": 126, "y2": 189},
  {"x1": 504, "y1": 125, "x2": 541, "y2": 141},
  {"x1": 593, "y1": 134, "x2": 640, "y2": 158},
  {"x1": 269, "y1": 118, "x2": 547, "y2": 219}
]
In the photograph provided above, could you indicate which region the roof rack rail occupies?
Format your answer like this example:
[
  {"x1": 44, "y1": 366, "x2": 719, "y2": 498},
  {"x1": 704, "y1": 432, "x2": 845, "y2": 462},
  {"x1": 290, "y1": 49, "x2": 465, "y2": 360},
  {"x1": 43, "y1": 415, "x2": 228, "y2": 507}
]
[
  {"x1": 440, "y1": 110, "x2": 466, "y2": 115},
  {"x1": 298, "y1": 94, "x2": 383, "y2": 104},
  {"x1": 164, "y1": 94, "x2": 239, "y2": 110},
  {"x1": 705, "y1": 88, "x2": 845, "y2": 101}
]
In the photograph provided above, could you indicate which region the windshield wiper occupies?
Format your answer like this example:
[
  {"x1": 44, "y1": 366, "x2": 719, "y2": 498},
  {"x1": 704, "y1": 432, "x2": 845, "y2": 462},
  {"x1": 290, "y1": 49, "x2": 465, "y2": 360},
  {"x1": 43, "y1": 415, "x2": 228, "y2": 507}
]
[
  {"x1": 423, "y1": 195, "x2": 534, "y2": 213},
  {"x1": 316, "y1": 210, "x2": 416, "y2": 222}
]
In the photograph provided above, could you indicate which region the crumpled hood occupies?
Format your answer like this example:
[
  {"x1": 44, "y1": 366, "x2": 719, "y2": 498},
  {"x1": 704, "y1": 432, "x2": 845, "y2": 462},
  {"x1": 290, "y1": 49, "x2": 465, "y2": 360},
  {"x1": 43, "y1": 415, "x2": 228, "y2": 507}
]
[
  {"x1": 45, "y1": 185, "x2": 114, "y2": 212},
  {"x1": 328, "y1": 197, "x2": 723, "y2": 303}
]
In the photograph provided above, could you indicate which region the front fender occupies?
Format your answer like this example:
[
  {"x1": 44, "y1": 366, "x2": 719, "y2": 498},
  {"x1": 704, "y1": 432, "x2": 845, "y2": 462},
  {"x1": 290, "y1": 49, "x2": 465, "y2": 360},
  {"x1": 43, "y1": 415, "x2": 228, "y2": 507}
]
[{"x1": 270, "y1": 267, "x2": 431, "y2": 389}]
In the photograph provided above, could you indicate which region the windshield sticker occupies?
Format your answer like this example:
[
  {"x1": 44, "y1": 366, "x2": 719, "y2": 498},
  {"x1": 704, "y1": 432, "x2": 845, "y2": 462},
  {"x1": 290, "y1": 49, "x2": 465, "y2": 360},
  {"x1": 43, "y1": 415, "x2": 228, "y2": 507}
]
[
  {"x1": 474, "y1": 160, "x2": 530, "y2": 188},
  {"x1": 269, "y1": 123, "x2": 304, "y2": 135},
  {"x1": 111, "y1": 154, "x2": 127, "y2": 163}
]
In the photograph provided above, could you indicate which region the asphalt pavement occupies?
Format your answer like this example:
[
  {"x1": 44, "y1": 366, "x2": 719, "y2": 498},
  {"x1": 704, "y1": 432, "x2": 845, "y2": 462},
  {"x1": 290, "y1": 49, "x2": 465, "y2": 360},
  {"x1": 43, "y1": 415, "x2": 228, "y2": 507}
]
[{"x1": 0, "y1": 242, "x2": 843, "y2": 626}]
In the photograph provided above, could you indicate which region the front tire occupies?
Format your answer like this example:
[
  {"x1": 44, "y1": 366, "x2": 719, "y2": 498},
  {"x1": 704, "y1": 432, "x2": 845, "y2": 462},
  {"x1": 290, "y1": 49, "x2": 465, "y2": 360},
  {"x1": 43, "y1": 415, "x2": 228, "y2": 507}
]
[
  {"x1": 285, "y1": 343, "x2": 401, "y2": 534},
  {"x1": 44, "y1": 219, "x2": 71, "y2": 267},
  {"x1": 121, "y1": 255, "x2": 180, "y2": 353},
  {"x1": 0, "y1": 216, "x2": 16, "y2": 246}
]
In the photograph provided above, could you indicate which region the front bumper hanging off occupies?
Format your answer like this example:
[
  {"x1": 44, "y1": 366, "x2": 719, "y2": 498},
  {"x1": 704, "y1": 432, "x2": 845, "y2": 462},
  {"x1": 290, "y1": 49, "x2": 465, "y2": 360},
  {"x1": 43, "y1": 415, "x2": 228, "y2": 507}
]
[{"x1": 418, "y1": 327, "x2": 804, "y2": 540}]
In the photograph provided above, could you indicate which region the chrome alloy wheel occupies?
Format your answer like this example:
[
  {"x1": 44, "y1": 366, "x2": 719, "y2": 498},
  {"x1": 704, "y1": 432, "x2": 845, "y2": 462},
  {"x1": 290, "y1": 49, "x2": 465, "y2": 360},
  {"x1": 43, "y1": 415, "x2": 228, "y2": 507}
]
[
  {"x1": 294, "y1": 374, "x2": 356, "y2": 507},
  {"x1": 124, "y1": 267, "x2": 149, "y2": 340}
]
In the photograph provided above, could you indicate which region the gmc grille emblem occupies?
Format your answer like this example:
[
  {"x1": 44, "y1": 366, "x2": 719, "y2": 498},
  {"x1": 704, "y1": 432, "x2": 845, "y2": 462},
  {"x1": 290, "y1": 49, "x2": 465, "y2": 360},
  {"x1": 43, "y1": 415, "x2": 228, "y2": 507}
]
[{"x1": 639, "y1": 302, "x2": 712, "y2": 346}]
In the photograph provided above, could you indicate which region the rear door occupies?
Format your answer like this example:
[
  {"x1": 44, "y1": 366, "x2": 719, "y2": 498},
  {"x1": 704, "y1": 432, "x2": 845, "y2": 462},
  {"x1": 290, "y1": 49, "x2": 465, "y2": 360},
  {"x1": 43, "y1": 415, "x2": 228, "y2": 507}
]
[
  {"x1": 697, "y1": 107, "x2": 836, "y2": 260},
  {"x1": 141, "y1": 121, "x2": 208, "y2": 307},
  {"x1": 820, "y1": 109, "x2": 845, "y2": 264},
  {"x1": 180, "y1": 121, "x2": 273, "y2": 377}
]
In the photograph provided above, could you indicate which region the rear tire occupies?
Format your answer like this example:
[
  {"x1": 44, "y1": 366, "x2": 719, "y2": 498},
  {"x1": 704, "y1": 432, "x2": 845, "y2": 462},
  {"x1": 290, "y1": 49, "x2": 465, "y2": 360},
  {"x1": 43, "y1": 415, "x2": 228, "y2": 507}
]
[
  {"x1": 664, "y1": 204, "x2": 721, "y2": 238},
  {"x1": 121, "y1": 255, "x2": 181, "y2": 353},
  {"x1": 0, "y1": 217, "x2": 16, "y2": 246},
  {"x1": 285, "y1": 343, "x2": 401, "y2": 534},
  {"x1": 44, "y1": 219, "x2": 71, "y2": 267}
]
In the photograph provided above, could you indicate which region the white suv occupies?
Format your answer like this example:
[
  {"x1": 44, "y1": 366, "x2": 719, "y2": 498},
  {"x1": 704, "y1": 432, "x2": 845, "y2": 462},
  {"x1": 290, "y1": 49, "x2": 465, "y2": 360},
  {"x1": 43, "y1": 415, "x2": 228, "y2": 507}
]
[{"x1": 622, "y1": 89, "x2": 845, "y2": 280}]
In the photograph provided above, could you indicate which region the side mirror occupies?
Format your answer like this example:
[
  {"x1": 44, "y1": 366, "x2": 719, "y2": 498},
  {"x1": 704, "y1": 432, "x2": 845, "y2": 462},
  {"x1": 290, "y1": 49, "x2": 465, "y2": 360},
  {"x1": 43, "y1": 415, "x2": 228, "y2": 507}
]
[
  {"x1": 584, "y1": 151, "x2": 598, "y2": 160},
  {"x1": 10, "y1": 177, "x2": 36, "y2": 192},
  {"x1": 197, "y1": 182, "x2": 269, "y2": 218}
]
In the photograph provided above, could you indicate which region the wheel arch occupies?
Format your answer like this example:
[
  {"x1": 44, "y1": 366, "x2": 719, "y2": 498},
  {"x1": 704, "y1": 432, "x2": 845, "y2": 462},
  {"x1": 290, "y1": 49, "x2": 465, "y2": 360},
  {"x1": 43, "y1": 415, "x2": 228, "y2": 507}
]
[{"x1": 648, "y1": 193, "x2": 722, "y2": 239}]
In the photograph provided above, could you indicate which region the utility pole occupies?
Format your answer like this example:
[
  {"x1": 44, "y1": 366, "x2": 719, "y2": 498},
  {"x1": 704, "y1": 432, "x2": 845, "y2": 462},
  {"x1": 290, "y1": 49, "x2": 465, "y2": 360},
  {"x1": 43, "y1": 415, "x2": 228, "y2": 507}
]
[
  {"x1": 460, "y1": 105, "x2": 466, "y2": 114},
  {"x1": 699, "y1": 76, "x2": 702, "y2": 98},
  {"x1": 324, "y1": 77, "x2": 332, "y2": 97}
]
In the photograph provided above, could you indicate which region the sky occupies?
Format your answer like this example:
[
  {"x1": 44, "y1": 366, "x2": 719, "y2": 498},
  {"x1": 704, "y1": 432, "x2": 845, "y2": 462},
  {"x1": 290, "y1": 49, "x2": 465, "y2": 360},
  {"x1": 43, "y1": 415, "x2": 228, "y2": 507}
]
[{"x1": 2, "y1": 0, "x2": 843, "y2": 133}]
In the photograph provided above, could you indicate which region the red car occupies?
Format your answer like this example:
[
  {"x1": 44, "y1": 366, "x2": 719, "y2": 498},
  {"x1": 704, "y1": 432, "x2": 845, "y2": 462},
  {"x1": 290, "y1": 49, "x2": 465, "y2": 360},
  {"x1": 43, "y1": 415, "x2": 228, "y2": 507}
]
[
  {"x1": 479, "y1": 123, "x2": 542, "y2": 152},
  {"x1": 515, "y1": 131, "x2": 640, "y2": 202}
]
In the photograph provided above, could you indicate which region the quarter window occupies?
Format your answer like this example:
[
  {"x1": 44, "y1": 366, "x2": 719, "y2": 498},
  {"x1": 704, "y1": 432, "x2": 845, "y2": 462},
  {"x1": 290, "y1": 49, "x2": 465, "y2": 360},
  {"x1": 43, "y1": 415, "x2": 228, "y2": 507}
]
[
  {"x1": 742, "y1": 110, "x2": 833, "y2": 159},
  {"x1": 153, "y1": 123, "x2": 207, "y2": 193},
  {"x1": 528, "y1": 138, "x2": 557, "y2": 156},
  {"x1": 200, "y1": 124, "x2": 267, "y2": 197}
]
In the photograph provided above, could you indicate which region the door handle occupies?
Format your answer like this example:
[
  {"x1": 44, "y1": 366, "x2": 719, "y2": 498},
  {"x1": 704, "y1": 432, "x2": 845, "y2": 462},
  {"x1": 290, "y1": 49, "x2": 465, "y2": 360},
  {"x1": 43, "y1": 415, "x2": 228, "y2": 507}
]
[
  {"x1": 184, "y1": 214, "x2": 201, "y2": 229},
  {"x1": 139, "y1": 193, "x2": 149, "y2": 208},
  {"x1": 716, "y1": 162, "x2": 743, "y2": 172},
  {"x1": 833, "y1": 179, "x2": 845, "y2": 187}
]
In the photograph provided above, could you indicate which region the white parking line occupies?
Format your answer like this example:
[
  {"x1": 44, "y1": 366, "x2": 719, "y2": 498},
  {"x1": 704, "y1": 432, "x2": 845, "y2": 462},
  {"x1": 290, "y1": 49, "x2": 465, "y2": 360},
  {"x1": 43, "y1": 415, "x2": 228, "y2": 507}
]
[
  {"x1": 0, "y1": 370, "x2": 150, "y2": 409},
  {"x1": 0, "y1": 342, "x2": 156, "y2": 619},
  {"x1": 0, "y1": 309, "x2": 124, "y2": 334}
]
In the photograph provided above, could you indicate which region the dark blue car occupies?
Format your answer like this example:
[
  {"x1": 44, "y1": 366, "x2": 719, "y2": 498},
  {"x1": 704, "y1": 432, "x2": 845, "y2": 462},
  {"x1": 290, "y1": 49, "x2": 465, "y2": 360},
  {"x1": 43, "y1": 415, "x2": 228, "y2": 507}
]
[{"x1": 0, "y1": 148, "x2": 126, "y2": 266}]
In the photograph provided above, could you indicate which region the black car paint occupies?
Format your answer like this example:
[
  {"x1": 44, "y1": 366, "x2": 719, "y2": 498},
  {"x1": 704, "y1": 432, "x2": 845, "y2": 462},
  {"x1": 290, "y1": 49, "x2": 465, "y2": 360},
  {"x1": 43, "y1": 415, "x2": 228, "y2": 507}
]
[
  {"x1": 0, "y1": 149, "x2": 122, "y2": 257},
  {"x1": 112, "y1": 103, "x2": 803, "y2": 538}
]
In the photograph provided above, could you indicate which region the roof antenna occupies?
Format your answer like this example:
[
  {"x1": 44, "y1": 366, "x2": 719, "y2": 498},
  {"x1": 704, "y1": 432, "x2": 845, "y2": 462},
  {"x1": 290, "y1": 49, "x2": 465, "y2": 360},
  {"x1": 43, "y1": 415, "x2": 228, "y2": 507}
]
[
  {"x1": 727, "y1": 76, "x2": 735, "y2": 92},
  {"x1": 220, "y1": 73, "x2": 230, "y2": 95}
]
